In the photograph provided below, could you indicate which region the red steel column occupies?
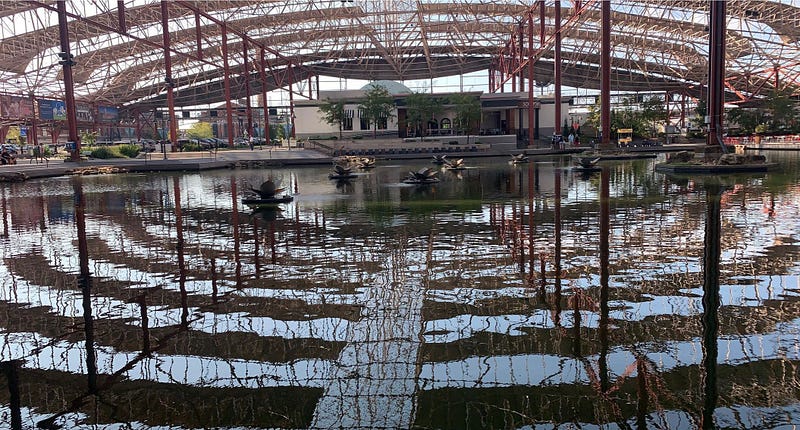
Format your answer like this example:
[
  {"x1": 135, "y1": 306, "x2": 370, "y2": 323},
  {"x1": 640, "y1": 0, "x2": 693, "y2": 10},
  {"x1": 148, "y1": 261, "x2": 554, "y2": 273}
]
[
  {"x1": 288, "y1": 64, "x2": 295, "y2": 139},
  {"x1": 242, "y1": 38, "x2": 253, "y2": 138},
  {"x1": 29, "y1": 93, "x2": 39, "y2": 148},
  {"x1": 56, "y1": 0, "x2": 80, "y2": 161},
  {"x1": 117, "y1": 0, "x2": 126, "y2": 32},
  {"x1": 600, "y1": 0, "x2": 611, "y2": 149},
  {"x1": 528, "y1": 12, "x2": 535, "y2": 148},
  {"x1": 518, "y1": 25, "x2": 525, "y2": 92},
  {"x1": 194, "y1": 11, "x2": 203, "y2": 60},
  {"x1": 539, "y1": 0, "x2": 545, "y2": 46},
  {"x1": 160, "y1": 0, "x2": 178, "y2": 151},
  {"x1": 554, "y1": 0, "x2": 562, "y2": 139},
  {"x1": 706, "y1": 0, "x2": 726, "y2": 150},
  {"x1": 222, "y1": 23, "x2": 235, "y2": 149},
  {"x1": 259, "y1": 48, "x2": 270, "y2": 142},
  {"x1": 681, "y1": 93, "x2": 686, "y2": 129}
]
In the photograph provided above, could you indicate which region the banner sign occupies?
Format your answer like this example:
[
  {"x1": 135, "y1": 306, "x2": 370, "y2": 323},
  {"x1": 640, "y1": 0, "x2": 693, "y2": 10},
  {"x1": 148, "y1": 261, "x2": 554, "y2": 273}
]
[
  {"x1": 97, "y1": 105, "x2": 119, "y2": 123},
  {"x1": 38, "y1": 99, "x2": 67, "y2": 120},
  {"x1": 0, "y1": 95, "x2": 34, "y2": 118},
  {"x1": 76, "y1": 103, "x2": 94, "y2": 123}
]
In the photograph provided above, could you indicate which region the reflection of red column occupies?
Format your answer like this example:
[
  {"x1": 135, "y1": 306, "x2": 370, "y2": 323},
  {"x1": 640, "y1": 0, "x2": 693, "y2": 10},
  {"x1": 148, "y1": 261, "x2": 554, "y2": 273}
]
[
  {"x1": 0, "y1": 188, "x2": 7, "y2": 239},
  {"x1": 173, "y1": 177, "x2": 188, "y2": 326},
  {"x1": 599, "y1": 166, "x2": 610, "y2": 392},
  {"x1": 138, "y1": 295, "x2": 150, "y2": 354},
  {"x1": 73, "y1": 178, "x2": 97, "y2": 393},
  {"x1": 231, "y1": 177, "x2": 241, "y2": 288},
  {"x1": 253, "y1": 216, "x2": 260, "y2": 276},
  {"x1": 269, "y1": 220, "x2": 276, "y2": 264},
  {"x1": 553, "y1": 169, "x2": 562, "y2": 326},
  {"x1": 0, "y1": 360, "x2": 22, "y2": 429},
  {"x1": 527, "y1": 163, "x2": 535, "y2": 277},
  {"x1": 636, "y1": 357, "x2": 649, "y2": 428}
]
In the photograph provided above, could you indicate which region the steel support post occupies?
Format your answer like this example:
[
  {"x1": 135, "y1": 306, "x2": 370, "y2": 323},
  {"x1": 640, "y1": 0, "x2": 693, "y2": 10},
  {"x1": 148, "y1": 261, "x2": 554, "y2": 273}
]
[
  {"x1": 600, "y1": 0, "x2": 611, "y2": 149},
  {"x1": 706, "y1": 0, "x2": 726, "y2": 151},
  {"x1": 29, "y1": 93, "x2": 38, "y2": 148},
  {"x1": 528, "y1": 13, "x2": 535, "y2": 148},
  {"x1": 56, "y1": 0, "x2": 80, "y2": 161},
  {"x1": 554, "y1": 0, "x2": 562, "y2": 140},
  {"x1": 518, "y1": 25, "x2": 525, "y2": 92},
  {"x1": 117, "y1": 0, "x2": 126, "y2": 32},
  {"x1": 194, "y1": 11, "x2": 203, "y2": 59},
  {"x1": 539, "y1": 0, "x2": 545, "y2": 46},
  {"x1": 288, "y1": 64, "x2": 295, "y2": 139},
  {"x1": 243, "y1": 38, "x2": 252, "y2": 139},
  {"x1": 259, "y1": 48, "x2": 270, "y2": 143},
  {"x1": 222, "y1": 23, "x2": 235, "y2": 148},
  {"x1": 160, "y1": 0, "x2": 178, "y2": 150}
]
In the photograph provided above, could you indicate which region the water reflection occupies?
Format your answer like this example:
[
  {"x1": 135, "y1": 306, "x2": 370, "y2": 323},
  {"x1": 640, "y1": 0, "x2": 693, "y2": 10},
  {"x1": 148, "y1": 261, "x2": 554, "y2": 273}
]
[{"x1": 0, "y1": 153, "x2": 799, "y2": 428}]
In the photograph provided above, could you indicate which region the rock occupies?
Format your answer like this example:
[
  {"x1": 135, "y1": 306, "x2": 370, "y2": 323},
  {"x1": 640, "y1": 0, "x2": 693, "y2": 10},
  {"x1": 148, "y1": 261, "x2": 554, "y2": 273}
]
[
  {"x1": 718, "y1": 153, "x2": 747, "y2": 165},
  {"x1": 0, "y1": 172, "x2": 28, "y2": 182},
  {"x1": 667, "y1": 151, "x2": 695, "y2": 163}
]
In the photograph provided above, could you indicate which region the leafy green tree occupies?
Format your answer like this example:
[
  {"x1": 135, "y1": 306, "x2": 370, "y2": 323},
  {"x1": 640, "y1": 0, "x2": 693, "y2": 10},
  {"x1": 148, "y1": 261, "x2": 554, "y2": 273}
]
[
  {"x1": 317, "y1": 98, "x2": 346, "y2": 139},
  {"x1": 80, "y1": 130, "x2": 97, "y2": 146},
  {"x1": 186, "y1": 121, "x2": 213, "y2": 139},
  {"x1": 5, "y1": 126, "x2": 21, "y2": 144},
  {"x1": 404, "y1": 92, "x2": 443, "y2": 138},
  {"x1": 641, "y1": 96, "x2": 666, "y2": 137},
  {"x1": 727, "y1": 108, "x2": 764, "y2": 135},
  {"x1": 448, "y1": 93, "x2": 481, "y2": 137},
  {"x1": 359, "y1": 86, "x2": 396, "y2": 138},
  {"x1": 764, "y1": 89, "x2": 798, "y2": 133}
]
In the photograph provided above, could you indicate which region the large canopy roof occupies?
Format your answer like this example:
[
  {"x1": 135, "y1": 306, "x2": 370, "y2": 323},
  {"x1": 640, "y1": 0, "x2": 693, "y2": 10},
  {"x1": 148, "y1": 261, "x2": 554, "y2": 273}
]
[{"x1": 1, "y1": 0, "x2": 799, "y2": 111}]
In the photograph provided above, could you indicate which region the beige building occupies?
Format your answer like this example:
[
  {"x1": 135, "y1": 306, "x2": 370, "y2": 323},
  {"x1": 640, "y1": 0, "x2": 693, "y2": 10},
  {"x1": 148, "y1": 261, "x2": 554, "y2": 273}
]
[{"x1": 293, "y1": 81, "x2": 571, "y2": 145}]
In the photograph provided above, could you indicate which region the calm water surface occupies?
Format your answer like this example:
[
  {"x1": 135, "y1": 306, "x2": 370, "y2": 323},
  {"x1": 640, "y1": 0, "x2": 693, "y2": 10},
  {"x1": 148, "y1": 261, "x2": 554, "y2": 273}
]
[{"x1": 1, "y1": 153, "x2": 800, "y2": 429}]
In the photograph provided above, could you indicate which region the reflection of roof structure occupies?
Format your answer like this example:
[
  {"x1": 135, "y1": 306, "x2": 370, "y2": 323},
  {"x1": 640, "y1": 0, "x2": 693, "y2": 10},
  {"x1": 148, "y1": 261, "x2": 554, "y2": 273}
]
[{"x1": 1, "y1": 0, "x2": 799, "y2": 110}]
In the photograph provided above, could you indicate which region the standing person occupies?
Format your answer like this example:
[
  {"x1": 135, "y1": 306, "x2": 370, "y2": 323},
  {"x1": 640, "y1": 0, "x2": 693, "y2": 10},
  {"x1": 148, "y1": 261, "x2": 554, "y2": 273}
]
[{"x1": 568, "y1": 132, "x2": 575, "y2": 147}]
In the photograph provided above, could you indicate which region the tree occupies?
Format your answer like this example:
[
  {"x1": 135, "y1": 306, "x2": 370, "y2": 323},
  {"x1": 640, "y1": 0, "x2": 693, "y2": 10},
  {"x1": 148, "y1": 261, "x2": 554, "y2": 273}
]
[
  {"x1": 359, "y1": 85, "x2": 395, "y2": 138},
  {"x1": 640, "y1": 96, "x2": 666, "y2": 137},
  {"x1": 318, "y1": 98, "x2": 347, "y2": 139},
  {"x1": 448, "y1": 93, "x2": 481, "y2": 138},
  {"x1": 404, "y1": 92, "x2": 443, "y2": 138},
  {"x1": 727, "y1": 107, "x2": 764, "y2": 135},
  {"x1": 186, "y1": 121, "x2": 213, "y2": 139},
  {"x1": 764, "y1": 89, "x2": 798, "y2": 133}
]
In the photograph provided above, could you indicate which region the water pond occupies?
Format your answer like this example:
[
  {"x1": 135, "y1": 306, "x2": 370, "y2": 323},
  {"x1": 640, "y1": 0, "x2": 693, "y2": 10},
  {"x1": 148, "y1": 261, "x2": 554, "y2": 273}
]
[{"x1": 1, "y1": 152, "x2": 800, "y2": 429}]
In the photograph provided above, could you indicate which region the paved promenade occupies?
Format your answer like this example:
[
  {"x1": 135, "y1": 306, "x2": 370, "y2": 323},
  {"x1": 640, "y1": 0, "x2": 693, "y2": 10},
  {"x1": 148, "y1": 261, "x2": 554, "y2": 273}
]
[{"x1": 0, "y1": 141, "x2": 693, "y2": 182}]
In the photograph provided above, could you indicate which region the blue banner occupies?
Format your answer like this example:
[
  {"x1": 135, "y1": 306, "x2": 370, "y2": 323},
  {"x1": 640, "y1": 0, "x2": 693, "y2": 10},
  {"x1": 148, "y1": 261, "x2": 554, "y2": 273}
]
[{"x1": 38, "y1": 99, "x2": 66, "y2": 120}]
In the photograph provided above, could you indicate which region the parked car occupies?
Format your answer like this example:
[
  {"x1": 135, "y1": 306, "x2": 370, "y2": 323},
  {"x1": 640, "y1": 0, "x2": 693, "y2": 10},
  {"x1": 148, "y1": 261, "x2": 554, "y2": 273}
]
[{"x1": 1, "y1": 144, "x2": 19, "y2": 154}]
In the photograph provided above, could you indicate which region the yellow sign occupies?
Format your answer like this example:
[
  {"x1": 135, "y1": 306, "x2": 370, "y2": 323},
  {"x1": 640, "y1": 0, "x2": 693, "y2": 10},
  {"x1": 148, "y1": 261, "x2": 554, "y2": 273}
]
[{"x1": 617, "y1": 128, "x2": 633, "y2": 134}]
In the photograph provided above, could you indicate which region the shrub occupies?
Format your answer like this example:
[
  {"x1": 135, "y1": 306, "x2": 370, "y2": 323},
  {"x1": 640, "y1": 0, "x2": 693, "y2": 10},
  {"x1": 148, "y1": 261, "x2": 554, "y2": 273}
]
[
  {"x1": 182, "y1": 142, "x2": 203, "y2": 152},
  {"x1": 89, "y1": 146, "x2": 114, "y2": 159},
  {"x1": 118, "y1": 144, "x2": 140, "y2": 158}
]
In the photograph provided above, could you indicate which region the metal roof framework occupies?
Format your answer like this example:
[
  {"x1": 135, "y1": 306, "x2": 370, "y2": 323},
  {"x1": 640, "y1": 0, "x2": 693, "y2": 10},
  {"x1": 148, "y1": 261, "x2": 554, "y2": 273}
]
[{"x1": 0, "y1": 0, "x2": 799, "y2": 112}]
